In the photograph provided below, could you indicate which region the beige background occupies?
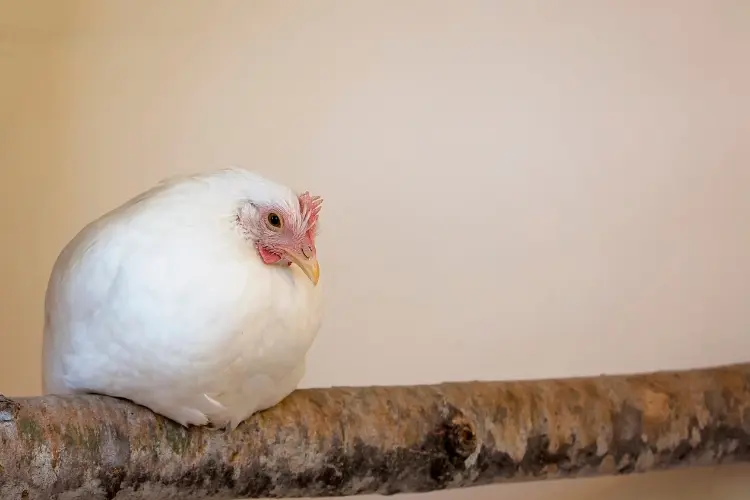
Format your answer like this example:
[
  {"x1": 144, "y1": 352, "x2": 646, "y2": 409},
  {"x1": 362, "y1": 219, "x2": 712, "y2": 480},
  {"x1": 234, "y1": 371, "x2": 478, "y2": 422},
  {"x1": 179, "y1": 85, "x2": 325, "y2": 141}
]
[{"x1": 2, "y1": 1, "x2": 749, "y2": 499}]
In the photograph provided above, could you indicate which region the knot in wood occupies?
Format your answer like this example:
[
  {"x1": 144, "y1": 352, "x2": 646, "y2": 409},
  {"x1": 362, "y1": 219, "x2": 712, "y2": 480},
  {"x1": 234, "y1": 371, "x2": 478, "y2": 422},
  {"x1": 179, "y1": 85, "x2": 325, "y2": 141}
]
[
  {"x1": 0, "y1": 395, "x2": 19, "y2": 422},
  {"x1": 443, "y1": 416, "x2": 477, "y2": 460}
]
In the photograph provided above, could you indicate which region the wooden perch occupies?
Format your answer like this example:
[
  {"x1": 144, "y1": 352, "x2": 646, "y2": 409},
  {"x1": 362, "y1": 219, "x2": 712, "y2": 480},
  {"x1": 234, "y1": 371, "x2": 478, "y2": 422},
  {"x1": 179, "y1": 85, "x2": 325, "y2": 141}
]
[{"x1": 1, "y1": 364, "x2": 749, "y2": 499}]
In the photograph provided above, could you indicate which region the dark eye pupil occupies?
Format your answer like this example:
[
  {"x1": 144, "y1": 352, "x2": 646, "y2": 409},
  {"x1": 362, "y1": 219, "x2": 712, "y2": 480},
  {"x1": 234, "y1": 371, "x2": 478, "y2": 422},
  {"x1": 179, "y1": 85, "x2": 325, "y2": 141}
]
[{"x1": 268, "y1": 213, "x2": 281, "y2": 227}]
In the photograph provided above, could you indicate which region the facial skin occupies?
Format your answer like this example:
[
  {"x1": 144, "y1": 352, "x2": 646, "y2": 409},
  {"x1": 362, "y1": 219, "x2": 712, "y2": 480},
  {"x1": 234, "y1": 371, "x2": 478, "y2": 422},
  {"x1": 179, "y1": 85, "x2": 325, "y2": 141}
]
[{"x1": 238, "y1": 192, "x2": 322, "y2": 285}]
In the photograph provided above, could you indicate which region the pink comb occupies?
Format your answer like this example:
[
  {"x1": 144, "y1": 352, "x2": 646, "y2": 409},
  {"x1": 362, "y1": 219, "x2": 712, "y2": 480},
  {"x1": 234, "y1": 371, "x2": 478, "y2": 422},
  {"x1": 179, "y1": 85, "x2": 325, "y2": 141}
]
[{"x1": 298, "y1": 191, "x2": 323, "y2": 239}]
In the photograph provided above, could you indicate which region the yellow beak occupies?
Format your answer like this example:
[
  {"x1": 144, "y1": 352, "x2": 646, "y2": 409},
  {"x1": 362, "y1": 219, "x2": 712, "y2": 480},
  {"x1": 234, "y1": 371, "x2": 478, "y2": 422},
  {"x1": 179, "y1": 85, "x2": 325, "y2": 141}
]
[{"x1": 287, "y1": 252, "x2": 320, "y2": 286}]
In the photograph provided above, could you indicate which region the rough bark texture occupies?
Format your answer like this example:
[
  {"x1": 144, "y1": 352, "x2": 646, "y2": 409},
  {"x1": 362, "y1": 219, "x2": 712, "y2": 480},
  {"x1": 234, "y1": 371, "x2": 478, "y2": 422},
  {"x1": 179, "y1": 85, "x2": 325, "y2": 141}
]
[{"x1": 1, "y1": 363, "x2": 750, "y2": 499}]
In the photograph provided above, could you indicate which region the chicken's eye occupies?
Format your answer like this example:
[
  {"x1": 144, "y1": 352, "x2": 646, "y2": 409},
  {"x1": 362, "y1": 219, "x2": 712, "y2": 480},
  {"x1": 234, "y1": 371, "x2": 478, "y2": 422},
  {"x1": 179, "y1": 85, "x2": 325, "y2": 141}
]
[{"x1": 267, "y1": 212, "x2": 282, "y2": 229}]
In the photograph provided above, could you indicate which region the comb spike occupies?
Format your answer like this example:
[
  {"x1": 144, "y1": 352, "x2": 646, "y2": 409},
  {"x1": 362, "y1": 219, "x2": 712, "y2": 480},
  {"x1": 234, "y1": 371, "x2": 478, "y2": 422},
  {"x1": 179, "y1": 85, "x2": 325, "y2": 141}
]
[{"x1": 298, "y1": 191, "x2": 323, "y2": 239}]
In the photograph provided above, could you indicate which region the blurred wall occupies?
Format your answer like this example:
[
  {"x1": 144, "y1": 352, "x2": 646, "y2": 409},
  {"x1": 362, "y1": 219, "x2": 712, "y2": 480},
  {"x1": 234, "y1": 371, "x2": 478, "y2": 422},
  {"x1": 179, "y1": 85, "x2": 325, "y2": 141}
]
[{"x1": 1, "y1": 1, "x2": 749, "y2": 499}]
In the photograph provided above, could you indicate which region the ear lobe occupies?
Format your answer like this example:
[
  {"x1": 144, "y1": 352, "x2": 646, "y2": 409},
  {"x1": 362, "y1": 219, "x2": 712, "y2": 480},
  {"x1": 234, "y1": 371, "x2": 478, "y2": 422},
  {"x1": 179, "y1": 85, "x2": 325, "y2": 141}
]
[{"x1": 257, "y1": 245, "x2": 283, "y2": 264}]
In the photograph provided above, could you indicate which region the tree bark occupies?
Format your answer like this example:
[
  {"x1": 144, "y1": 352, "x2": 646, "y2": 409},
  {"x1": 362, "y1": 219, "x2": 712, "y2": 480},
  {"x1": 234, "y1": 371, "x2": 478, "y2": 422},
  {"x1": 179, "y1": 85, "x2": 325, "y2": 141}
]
[{"x1": 1, "y1": 363, "x2": 749, "y2": 499}]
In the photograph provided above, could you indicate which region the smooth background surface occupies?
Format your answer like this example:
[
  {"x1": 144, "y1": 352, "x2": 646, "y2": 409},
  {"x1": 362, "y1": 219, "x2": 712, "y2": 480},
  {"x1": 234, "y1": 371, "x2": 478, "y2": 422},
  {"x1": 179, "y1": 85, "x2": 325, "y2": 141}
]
[{"x1": 2, "y1": 1, "x2": 749, "y2": 498}]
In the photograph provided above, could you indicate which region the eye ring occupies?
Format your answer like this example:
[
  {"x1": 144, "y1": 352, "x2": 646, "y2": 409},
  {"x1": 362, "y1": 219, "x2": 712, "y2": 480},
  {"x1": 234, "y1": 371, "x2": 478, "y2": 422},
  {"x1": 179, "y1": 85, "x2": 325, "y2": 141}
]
[{"x1": 267, "y1": 212, "x2": 283, "y2": 229}]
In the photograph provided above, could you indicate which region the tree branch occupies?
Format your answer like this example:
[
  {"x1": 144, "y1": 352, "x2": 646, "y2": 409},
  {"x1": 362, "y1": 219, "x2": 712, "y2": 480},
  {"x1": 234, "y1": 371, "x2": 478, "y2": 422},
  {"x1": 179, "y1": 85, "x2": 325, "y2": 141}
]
[{"x1": 1, "y1": 363, "x2": 749, "y2": 499}]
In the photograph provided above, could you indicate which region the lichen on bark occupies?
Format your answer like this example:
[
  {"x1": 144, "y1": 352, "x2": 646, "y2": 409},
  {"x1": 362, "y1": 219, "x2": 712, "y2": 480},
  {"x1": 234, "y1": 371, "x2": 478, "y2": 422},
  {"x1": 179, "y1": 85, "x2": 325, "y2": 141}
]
[{"x1": 1, "y1": 363, "x2": 749, "y2": 499}]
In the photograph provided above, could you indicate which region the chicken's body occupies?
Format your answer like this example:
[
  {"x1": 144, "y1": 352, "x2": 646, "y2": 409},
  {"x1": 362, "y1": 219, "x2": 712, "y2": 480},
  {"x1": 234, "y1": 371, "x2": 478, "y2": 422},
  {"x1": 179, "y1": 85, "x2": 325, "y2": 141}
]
[{"x1": 42, "y1": 168, "x2": 324, "y2": 429}]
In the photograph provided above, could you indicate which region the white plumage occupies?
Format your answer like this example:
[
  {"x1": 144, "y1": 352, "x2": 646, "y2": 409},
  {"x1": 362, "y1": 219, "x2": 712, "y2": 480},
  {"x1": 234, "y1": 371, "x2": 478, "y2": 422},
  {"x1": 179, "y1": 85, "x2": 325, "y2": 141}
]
[{"x1": 41, "y1": 167, "x2": 324, "y2": 429}]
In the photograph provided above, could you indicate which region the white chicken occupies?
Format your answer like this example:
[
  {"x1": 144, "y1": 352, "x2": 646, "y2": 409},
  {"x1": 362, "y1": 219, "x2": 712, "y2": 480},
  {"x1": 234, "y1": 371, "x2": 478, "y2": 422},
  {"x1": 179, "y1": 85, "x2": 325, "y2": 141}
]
[{"x1": 41, "y1": 167, "x2": 324, "y2": 430}]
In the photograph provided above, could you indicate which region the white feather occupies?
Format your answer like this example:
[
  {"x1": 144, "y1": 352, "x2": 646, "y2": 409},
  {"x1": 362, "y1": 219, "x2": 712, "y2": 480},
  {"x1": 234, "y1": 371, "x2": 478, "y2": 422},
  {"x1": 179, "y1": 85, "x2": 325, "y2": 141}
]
[{"x1": 41, "y1": 167, "x2": 323, "y2": 429}]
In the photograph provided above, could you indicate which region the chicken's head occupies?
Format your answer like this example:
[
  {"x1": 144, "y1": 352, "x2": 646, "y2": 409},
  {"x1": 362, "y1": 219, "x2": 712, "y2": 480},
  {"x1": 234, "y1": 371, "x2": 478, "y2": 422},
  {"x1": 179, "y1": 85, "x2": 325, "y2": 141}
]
[{"x1": 238, "y1": 191, "x2": 323, "y2": 285}]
